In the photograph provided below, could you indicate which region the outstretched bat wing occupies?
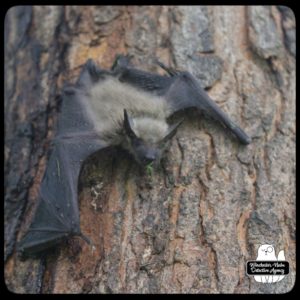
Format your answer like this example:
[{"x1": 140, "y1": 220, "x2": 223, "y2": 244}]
[
  {"x1": 113, "y1": 55, "x2": 251, "y2": 144},
  {"x1": 18, "y1": 61, "x2": 108, "y2": 257},
  {"x1": 163, "y1": 71, "x2": 252, "y2": 144}
]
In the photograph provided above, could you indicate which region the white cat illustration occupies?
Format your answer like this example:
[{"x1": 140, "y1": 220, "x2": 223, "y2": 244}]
[{"x1": 254, "y1": 244, "x2": 285, "y2": 283}]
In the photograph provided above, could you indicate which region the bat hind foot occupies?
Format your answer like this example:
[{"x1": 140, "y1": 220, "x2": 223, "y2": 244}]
[
  {"x1": 84, "y1": 59, "x2": 109, "y2": 80},
  {"x1": 77, "y1": 59, "x2": 112, "y2": 86},
  {"x1": 111, "y1": 54, "x2": 133, "y2": 72}
]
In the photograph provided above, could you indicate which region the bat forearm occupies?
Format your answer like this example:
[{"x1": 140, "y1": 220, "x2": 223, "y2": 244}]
[
  {"x1": 205, "y1": 99, "x2": 252, "y2": 144},
  {"x1": 166, "y1": 71, "x2": 252, "y2": 145}
]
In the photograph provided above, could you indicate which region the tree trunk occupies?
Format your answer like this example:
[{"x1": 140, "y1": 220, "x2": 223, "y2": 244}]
[{"x1": 4, "y1": 6, "x2": 295, "y2": 293}]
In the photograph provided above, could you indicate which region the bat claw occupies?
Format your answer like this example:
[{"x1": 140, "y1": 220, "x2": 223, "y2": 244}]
[
  {"x1": 111, "y1": 54, "x2": 133, "y2": 71},
  {"x1": 154, "y1": 59, "x2": 179, "y2": 76}
]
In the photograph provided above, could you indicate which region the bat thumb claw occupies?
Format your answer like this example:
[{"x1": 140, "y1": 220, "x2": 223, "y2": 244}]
[{"x1": 154, "y1": 59, "x2": 178, "y2": 76}]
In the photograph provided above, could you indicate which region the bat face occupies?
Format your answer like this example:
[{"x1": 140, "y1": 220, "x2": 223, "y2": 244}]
[
  {"x1": 123, "y1": 109, "x2": 182, "y2": 167},
  {"x1": 130, "y1": 138, "x2": 162, "y2": 166}
]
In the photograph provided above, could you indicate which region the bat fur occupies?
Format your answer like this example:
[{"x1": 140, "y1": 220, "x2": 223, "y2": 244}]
[{"x1": 88, "y1": 77, "x2": 171, "y2": 145}]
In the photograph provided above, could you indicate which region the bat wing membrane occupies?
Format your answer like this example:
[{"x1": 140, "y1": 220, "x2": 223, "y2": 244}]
[
  {"x1": 113, "y1": 56, "x2": 251, "y2": 144},
  {"x1": 164, "y1": 72, "x2": 252, "y2": 144},
  {"x1": 18, "y1": 61, "x2": 108, "y2": 257}
]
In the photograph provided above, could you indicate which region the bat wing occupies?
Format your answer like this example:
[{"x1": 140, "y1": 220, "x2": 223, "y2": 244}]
[
  {"x1": 113, "y1": 56, "x2": 251, "y2": 145},
  {"x1": 18, "y1": 61, "x2": 109, "y2": 257},
  {"x1": 112, "y1": 54, "x2": 174, "y2": 96},
  {"x1": 163, "y1": 71, "x2": 252, "y2": 144}
]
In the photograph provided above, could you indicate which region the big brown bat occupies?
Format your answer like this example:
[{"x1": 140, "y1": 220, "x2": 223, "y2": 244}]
[{"x1": 18, "y1": 54, "x2": 251, "y2": 257}]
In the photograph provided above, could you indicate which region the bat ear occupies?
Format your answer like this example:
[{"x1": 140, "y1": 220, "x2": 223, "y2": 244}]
[
  {"x1": 124, "y1": 109, "x2": 137, "y2": 139},
  {"x1": 161, "y1": 119, "x2": 184, "y2": 143}
]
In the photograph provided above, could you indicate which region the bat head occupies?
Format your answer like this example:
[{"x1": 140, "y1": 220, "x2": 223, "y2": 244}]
[{"x1": 123, "y1": 109, "x2": 183, "y2": 167}]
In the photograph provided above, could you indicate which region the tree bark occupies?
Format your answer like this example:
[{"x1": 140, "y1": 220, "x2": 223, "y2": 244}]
[{"x1": 4, "y1": 6, "x2": 295, "y2": 293}]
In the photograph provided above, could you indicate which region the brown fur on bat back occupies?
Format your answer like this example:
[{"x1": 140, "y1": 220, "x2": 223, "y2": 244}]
[
  {"x1": 87, "y1": 77, "x2": 171, "y2": 145},
  {"x1": 78, "y1": 76, "x2": 181, "y2": 166}
]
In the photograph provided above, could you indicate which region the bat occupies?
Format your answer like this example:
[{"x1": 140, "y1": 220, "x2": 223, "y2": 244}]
[{"x1": 18, "y1": 54, "x2": 251, "y2": 257}]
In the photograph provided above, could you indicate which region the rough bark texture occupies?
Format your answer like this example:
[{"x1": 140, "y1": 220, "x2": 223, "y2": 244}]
[{"x1": 4, "y1": 6, "x2": 295, "y2": 293}]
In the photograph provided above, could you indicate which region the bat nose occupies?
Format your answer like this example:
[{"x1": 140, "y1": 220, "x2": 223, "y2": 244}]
[{"x1": 143, "y1": 154, "x2": 156, "y2": 165}]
